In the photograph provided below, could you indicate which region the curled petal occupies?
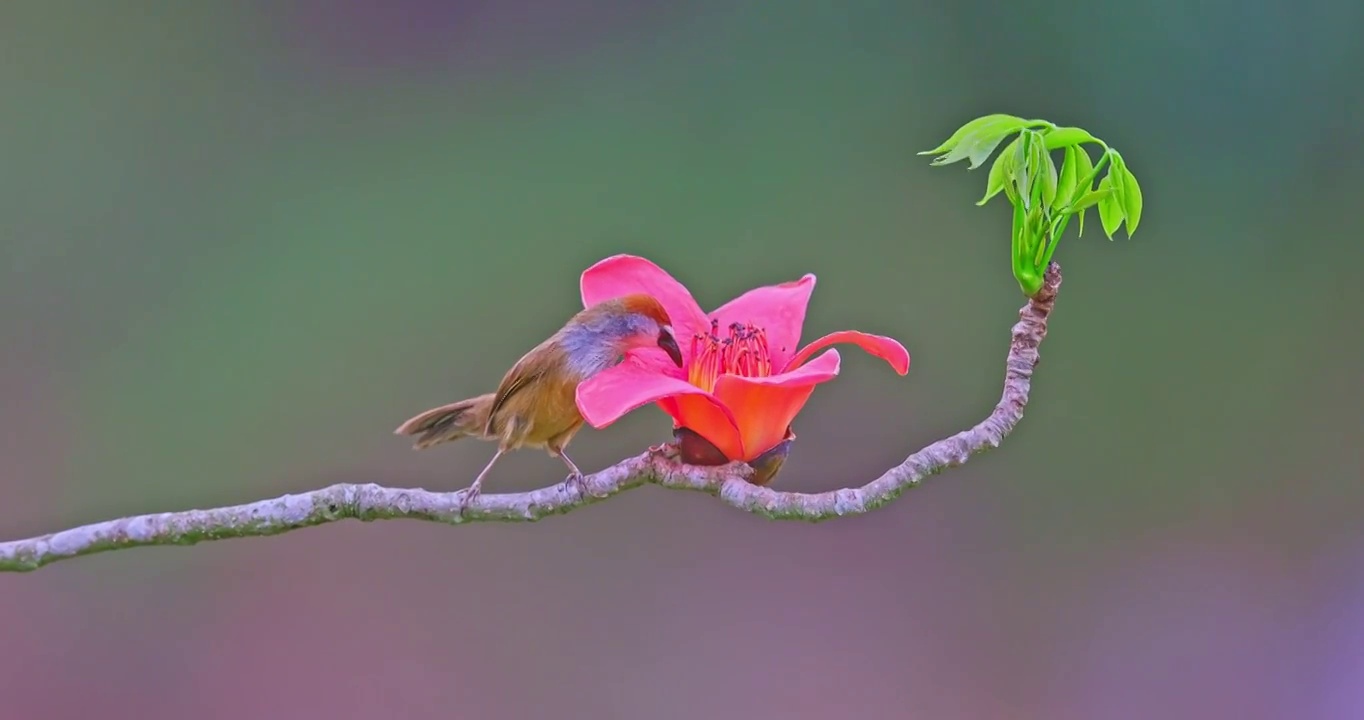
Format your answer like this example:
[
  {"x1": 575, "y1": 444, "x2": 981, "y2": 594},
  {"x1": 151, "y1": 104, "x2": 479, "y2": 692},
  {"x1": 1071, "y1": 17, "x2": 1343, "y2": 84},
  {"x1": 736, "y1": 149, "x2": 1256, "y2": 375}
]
[
  {"x1": 785, "y1": 330, "x2": 910, "y2": 375},
  {"x1": 579, "y1": 255, "x2": 710, "y2": 347},
  {"x1": 707, "y1": 274, "x2": 816, "y2": 371},
  {"x1": 670, "y1": 395, "x2": 747, "y2": 461},
  {"x1": 712, "y1": 348, "x2": 841, "y2": 461}
]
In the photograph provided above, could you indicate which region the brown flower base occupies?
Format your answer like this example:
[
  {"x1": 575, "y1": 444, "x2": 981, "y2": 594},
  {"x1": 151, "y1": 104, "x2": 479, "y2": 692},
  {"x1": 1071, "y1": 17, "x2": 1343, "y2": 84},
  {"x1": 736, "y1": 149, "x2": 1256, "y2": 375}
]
[{"x1": 672, "y1": 427, "x2": 796, "y2": 487}]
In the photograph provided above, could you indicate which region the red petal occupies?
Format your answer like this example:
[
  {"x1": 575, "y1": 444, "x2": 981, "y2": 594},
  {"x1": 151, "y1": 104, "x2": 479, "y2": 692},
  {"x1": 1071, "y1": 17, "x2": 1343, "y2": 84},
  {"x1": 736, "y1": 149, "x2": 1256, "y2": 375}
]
[
  {"x1": 579, "y1": 255, "x2": 710, "y2": 350},
  {"x1": 711, "y1": 348, "x2": 841, "y2": 461},
  {"x1": 670, "y1": 395, "x2": 747, "y2": 461},
  {"x1": 707, "y1": 273, "x2": 816, "y2": 371},
  {"x1": 785, "y1": 330, "x2": 910, "y2": 375}
]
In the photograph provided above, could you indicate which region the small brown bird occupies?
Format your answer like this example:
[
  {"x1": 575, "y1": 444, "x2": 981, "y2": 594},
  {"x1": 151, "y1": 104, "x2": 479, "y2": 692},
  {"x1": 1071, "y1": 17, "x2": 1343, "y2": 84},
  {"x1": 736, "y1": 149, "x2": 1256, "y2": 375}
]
[{"x1": 394, "y1": 293, "x2": 683, "y2": 504}]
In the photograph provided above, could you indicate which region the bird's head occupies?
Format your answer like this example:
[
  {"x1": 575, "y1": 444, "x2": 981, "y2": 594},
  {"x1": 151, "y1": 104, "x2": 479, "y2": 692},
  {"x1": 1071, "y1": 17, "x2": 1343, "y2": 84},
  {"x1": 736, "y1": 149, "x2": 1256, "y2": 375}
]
[{"x1": 570, "y1": 293, "x2": 683, "y2": 369}]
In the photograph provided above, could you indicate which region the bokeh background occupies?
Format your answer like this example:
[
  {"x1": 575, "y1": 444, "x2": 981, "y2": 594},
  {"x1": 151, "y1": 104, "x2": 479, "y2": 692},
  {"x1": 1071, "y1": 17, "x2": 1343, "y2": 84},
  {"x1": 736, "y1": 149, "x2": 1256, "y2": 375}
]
[{"x1": 3, "y1": 2, "x2": 1362, "y2": 718}]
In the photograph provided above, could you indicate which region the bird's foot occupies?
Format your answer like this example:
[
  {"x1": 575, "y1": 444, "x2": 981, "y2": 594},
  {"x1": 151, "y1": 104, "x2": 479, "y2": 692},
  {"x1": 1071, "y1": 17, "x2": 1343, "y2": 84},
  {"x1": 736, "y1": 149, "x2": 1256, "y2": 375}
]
[
  {"x1": 564, "y1": 471, "x2": 590, "y2": 498},
  {"x1": 648, "y1": 441, "x2": 680, "y2": 460},
  {"x1": 457, "y1": 483, "x2": 482, "y2": 517}
]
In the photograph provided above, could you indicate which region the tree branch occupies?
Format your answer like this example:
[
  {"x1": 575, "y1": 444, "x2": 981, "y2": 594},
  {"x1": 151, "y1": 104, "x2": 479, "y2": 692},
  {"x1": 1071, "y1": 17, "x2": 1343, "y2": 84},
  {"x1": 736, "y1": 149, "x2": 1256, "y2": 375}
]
[{"x1": 0, "y1": 264, "x2": 1062, "y2": 572}]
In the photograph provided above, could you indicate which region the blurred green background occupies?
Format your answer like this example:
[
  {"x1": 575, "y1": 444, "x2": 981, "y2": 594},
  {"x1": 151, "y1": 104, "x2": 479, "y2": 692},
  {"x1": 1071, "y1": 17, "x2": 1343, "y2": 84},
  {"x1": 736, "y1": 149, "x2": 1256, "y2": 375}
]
[{"x1": 3, "y1": 2, "x2": 1362, "y2": 718}]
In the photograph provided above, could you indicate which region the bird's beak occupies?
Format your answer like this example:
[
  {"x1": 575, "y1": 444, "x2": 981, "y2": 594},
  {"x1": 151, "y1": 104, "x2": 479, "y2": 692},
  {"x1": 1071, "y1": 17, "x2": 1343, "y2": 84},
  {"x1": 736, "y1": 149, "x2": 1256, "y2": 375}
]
[{"x1": 657, "y1": 330, "x2": 684, "y2": 368}]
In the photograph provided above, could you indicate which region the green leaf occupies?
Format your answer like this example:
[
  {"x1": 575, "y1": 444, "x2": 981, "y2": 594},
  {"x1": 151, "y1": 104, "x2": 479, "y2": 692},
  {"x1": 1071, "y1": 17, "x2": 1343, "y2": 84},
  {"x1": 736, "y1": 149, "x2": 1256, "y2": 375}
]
[
  {"x1": 1072, "y1": 145, "x2": 1096, "y2": 189},
  {"x1": 1106, "y1": 152, "x2": 1128, "y2": 221},
  {"x1": 1038, "y1": 142, "x2": 1059, "y2": 208},
  {"x1": 1068, "y1": 187, "x2": 1114, "y2": 212},
  {"x1": 924, "y1": 114, "x2": 1033, "y2": 170},
  {"x1": 1043, "y1": 126, "x2": 1099, "y2": 150},
  {"x1": 1116, "y1": 156, "x2": 1143, "y2": 236},
  {"x1": 966, "y1": 133, "x2": 1013, "y2": 170},
  {"x1": 1028, "y1": 159, "x2": 1044, "y2": 212},
  {"x1": 1070, "y1": 145, "x2": 1095, "y2": 236},
  {"x1": 1074, "y1": 147, "x2": 1104, "y2": 190},
  {"x1": 918, "y1": 113, "x2": 1029, "y2": 156},
  {"x1": 1056, "y1": 145, "x2": 1079, "y2": 207},
  {"x1": 1096, "y1": 176, "x2": 1123, "y2": 240},
  {"x1": 1014, "y1": 131, "x2": 1032, "y2": 209},
  {"x1": 1017, "y1": 130, "x2": 1054, "y2": 211},
  {"x1": 977, "y1": 137, "x2": 1019, "y2": 206}
]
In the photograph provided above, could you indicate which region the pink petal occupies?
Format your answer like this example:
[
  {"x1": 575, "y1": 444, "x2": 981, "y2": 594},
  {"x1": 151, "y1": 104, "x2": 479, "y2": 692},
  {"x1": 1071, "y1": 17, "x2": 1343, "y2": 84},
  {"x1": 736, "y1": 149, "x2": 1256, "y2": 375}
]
[
  {"x1": 622, "y1": 346, "x2": 689, "y2": 381},
  {"x1": 785, "y1": 330, "x2": 910, "y2": 375},
  {"x1": 575, "y1": 353, "x2": 736, "y2": 431},
  {"x1": 711, "y1": 348, "x2": 841, "y2": 461},
  {"x1": 579, "y1": 255, "x2": 710, "y2": 348},
  {"x1": 707, "y1": 273, "x2": 817, "y2": 371}
]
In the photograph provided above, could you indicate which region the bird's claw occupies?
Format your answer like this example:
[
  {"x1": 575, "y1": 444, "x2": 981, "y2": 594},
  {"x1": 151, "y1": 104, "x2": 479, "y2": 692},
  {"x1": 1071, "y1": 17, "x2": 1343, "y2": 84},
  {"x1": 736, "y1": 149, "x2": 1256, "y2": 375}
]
[
  {"x1": 564, "y1": 471, "x2": 590, "y2": 498},
  {"x1": 457, "y1": 484, "x2": 482, "y2": 517},
  {"x1": 564, "y1": 469, "x2": 586, "y2": 499},
  {"x1": 648, "y1": 441, "x2": 680, "y2": 460}
]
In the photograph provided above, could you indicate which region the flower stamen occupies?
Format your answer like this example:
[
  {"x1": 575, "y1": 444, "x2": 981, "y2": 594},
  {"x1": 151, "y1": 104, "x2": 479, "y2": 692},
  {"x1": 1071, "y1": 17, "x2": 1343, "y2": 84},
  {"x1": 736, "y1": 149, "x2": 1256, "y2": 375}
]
[{"x1": 687, "y1": 320, "x2": 773, "y2": 392}]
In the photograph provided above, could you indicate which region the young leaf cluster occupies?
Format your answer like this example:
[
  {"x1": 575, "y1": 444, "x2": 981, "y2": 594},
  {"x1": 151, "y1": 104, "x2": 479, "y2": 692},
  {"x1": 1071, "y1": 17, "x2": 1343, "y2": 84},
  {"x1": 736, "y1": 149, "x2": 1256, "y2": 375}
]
[{"x1": 920, "y1": 114, "x2": 1144, "y2": 297}]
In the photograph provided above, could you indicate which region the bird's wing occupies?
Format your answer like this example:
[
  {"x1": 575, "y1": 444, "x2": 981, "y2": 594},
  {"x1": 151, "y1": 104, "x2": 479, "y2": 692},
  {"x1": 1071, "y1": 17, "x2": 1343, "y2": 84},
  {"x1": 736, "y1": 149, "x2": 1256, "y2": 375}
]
[{"x1": 485, "y1": 343, "x2": 550, "y2": 437}]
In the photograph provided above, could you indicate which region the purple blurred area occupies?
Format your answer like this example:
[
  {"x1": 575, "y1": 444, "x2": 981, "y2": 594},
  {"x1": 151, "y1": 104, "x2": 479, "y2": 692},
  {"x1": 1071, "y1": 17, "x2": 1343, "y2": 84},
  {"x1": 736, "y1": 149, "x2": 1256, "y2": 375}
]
[
  {"x1": 2, "y1": 1, "x2": 1362, "y2": 718},
  {"x1": 274, "y1": 0, "x2": 679, "y2": 79}
]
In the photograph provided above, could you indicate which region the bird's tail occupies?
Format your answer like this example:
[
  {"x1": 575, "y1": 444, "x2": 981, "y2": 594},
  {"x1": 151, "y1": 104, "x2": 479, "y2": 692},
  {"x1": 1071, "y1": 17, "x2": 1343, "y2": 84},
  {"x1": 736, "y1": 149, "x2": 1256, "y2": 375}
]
[{"x1": 394, "y1": 393, "x2": 495, "y2": 449}]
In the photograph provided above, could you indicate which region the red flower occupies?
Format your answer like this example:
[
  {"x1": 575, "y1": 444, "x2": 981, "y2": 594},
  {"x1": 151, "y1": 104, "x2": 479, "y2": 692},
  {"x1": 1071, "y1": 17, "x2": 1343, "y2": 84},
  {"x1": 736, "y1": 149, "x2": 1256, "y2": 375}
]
[{"x1": 575, "y1": 255, "x2": 910, "y2": 464}]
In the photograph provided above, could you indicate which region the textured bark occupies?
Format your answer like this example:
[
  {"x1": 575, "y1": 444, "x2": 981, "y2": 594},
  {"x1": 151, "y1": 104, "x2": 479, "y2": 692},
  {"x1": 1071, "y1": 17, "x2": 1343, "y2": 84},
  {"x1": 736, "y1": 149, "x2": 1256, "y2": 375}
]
[{"x1": 0, "y1": 264, "x2": 1061, "y2": 572}]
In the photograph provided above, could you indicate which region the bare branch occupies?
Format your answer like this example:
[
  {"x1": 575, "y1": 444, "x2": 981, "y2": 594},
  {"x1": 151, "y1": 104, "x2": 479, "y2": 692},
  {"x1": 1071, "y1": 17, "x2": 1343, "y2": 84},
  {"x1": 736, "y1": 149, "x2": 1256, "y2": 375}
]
[{"x1": 0, "y1": 264, "x2": 1061, "y2": 572}]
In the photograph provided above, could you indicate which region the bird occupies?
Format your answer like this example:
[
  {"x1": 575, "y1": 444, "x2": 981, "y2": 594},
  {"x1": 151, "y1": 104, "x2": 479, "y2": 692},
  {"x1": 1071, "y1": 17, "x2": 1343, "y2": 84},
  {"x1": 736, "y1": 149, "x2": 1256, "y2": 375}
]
[{"x1": 394, "y1": 292, "x2": 683, "y2": 507}]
